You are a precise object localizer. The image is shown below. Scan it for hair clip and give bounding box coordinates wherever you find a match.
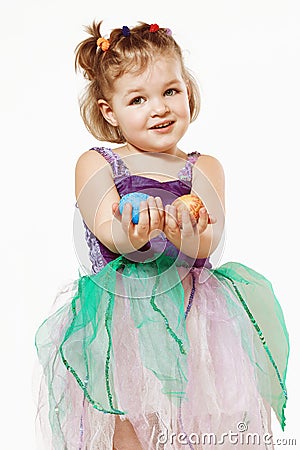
[96,37,110,51]
[165,28,172,36]
[149,24,159,33]
[122,26,130,37]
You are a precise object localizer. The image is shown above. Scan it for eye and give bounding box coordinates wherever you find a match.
[164,88,178,96]
[130,97,145,105]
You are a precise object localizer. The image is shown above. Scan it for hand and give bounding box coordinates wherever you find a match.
[112,196,165,250]
[164,205,216,258]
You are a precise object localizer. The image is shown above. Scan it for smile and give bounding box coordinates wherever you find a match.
[150,121,174,129]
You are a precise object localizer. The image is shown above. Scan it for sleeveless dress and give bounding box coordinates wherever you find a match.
[35,147,289,450]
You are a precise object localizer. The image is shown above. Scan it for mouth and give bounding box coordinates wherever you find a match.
[150,120,174,130]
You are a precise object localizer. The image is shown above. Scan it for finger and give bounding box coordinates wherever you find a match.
[208,214,217,224]
[181,208,194,234]
[155,196,165,228]
[154,196,164,218]
[147,196,161,230]
[136,200,149,234]
[199,205,216,224]
[165,205,178,230]
[197,207,209,233]
[112,202,122,222]
[121,202,134,231]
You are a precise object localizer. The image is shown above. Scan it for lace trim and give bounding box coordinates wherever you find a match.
[178,151,201,182]
[84,223,106,273]
[90,147,131,178]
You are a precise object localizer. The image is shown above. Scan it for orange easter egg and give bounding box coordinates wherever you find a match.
[171,194,204,227]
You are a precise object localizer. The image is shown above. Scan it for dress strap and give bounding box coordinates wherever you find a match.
[89,147,131,178]
[177,151,201,183]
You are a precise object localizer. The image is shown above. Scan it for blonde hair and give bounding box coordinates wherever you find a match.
[75,21,201,143]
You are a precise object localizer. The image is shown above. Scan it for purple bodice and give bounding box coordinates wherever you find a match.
[76,147,211,273]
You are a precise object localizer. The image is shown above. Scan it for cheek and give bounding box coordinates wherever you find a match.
[117,112,142,138]
[178,102,191,122]
[174,95,190,115]
[122,110,144,129]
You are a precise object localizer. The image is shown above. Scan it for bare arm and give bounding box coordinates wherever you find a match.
[75,150,164,254]
[75,150,136,254]
[191,154,225,258]
[164,154,225,259]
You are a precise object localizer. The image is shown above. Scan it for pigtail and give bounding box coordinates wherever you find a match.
[75,21,103,80]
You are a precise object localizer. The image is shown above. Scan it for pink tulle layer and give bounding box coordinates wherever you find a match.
[36,266,273,449]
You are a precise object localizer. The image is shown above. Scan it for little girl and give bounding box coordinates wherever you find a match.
[35,21,289,449]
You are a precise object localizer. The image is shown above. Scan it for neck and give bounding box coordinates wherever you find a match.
[124,143,186,160]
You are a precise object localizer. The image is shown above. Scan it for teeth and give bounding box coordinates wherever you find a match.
[153,121,172,129]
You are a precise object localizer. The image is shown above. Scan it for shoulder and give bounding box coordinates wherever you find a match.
[192,154,225,205]
[194,153,225,181]
[75,148,113,172]
[75,148,115,199]
[75,148,115,181]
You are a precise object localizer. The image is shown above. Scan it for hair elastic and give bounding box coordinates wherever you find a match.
[97,37,110,51]
[149,24,159,32]
[122,26,130,37]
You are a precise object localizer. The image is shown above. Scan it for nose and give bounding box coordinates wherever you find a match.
[150,98,170,117]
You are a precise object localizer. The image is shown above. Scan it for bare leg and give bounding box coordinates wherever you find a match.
[113,416,143,450]
[263,399,275,450]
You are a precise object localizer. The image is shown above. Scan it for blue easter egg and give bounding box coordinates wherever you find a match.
[119,192,150,224]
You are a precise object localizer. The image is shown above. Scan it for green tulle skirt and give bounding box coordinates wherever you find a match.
[35,254,289,449]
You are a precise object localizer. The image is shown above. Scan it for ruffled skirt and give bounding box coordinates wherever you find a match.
[35,254,289,449]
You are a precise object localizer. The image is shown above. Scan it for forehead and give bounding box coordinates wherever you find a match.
[113,56,185,92]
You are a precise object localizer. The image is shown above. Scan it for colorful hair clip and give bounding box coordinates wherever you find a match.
[96,37,110,51]
[122,26,130,37]
[149,24,159,33]
[165,28,172,36]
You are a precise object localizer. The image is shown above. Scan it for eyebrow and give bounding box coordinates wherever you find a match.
[124,88,144,97]
[124,79,182,97]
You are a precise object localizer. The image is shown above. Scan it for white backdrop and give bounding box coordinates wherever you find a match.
[0,0,299,448]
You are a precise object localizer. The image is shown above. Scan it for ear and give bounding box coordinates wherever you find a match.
[97,99,119,127]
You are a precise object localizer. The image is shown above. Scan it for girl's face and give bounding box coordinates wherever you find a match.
[99,56,191,155]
